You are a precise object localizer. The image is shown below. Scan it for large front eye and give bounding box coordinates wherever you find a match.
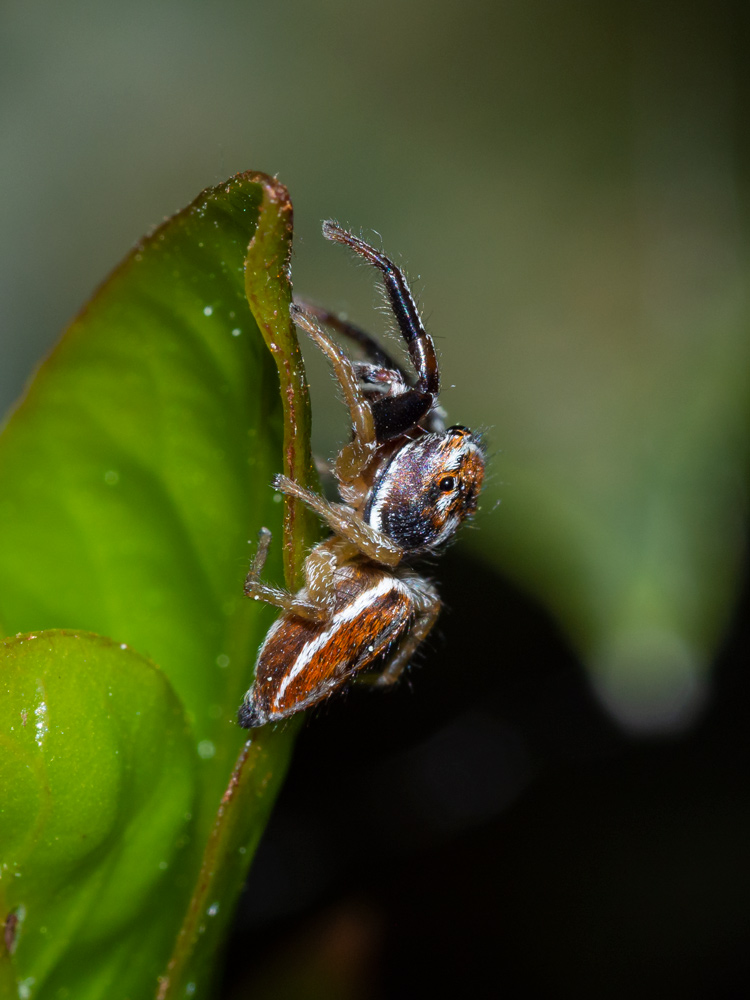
[438,476,456,492]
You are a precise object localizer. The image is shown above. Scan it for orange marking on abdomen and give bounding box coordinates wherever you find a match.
[253,576,414,719]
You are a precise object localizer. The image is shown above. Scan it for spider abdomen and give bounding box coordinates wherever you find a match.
[239,567,416,728]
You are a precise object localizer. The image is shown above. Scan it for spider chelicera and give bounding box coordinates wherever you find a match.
[238,221,485,728]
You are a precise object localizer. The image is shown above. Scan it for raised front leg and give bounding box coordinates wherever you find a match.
[290,303,378,486]
[295,296,448,436]
[322,222,440,441]
[294,297,408,374]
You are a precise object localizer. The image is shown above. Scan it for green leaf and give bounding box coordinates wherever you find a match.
[0,631,197,999]
[0,173,281,788]
[0,172,313,996]
[156,177,320,1000]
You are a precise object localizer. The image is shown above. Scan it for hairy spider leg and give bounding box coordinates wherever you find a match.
[243,527,328,622]
[374,595,442,687]
[294,297,447,435]
[291,304,377,484]
[322,222,440,441]
[273,474,403,568]
[293,298,406,374]
[321,222,439,395]
[353,575,442,690]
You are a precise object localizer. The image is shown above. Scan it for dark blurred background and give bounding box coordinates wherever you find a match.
[2,1,749,996]
[225,553,749,999]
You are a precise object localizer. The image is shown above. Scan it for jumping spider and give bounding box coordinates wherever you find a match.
[238,222,485,728]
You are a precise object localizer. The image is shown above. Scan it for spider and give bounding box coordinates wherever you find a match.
[238,221,485,728]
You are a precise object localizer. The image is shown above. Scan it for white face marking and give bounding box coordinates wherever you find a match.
[443,438,482,474]
[435,492,454,518]
[430,514,460,549]
[368,434,441,532]
[367,449,411,532]
[368,434,482,540]
[272,575,410,707]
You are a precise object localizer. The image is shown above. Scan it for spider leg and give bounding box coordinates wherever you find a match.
[367,591,442,688]
[295,298,418,411]
[273,474,403,567]
[298,299,448,435]
[294,298,407,375]
[291,304,378,485]
[322,222,440,440]
[244,528,327,622]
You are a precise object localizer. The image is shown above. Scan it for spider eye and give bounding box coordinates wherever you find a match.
[438,476,456,492]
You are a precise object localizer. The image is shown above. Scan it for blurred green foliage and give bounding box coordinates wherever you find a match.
[0,632,197,998]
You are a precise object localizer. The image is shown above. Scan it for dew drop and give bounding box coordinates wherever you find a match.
[34,701,48,748]
[18,978,35,1000]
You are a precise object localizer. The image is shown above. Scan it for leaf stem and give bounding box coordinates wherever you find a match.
[156,172,314,999]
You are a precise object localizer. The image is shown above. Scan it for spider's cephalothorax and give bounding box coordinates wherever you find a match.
[238,222,485,729]
[363,425,485,552]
